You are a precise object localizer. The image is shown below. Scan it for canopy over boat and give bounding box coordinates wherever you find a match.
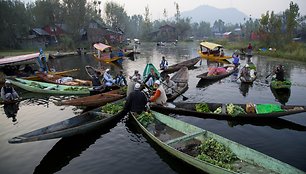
[0,53,39,67]
[200,41,223,50]
[93,43,112,51]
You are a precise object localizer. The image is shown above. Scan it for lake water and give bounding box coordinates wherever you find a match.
[1,42,306,174]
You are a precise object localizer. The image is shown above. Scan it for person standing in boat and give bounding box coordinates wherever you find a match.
[149,80,167,105]
[273,65,285,81]
[159,56,168,70]
[123,83,148,114]
[144,68,160,88]
[232,53,240,67]
[36,48,49,73]
[1,80,19,102]
[103,69,116,87]
[163,75,177,98]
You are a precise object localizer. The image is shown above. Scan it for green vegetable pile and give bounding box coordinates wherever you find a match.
[226,103,246,116]
[29,82,44,89]
[195,103,211,113]
[213,107,222,114]
[63,87,88,91]
[196,138,237,170]
[101,101,125,114]
[137,111,155,127]
[119,86,127,94]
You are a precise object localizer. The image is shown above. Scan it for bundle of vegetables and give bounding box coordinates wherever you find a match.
[119,86,127,94]
[137,111,155,127]
[63,87,88,91]
[29,82,44,89]
[226,103,246,116]
[101,101,125,114]
[196,138,237,170]
[213,107,222,114]
[195,103,211,113]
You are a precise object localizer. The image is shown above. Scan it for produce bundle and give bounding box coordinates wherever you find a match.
[101,101,125,114]
[137,111,155,127]
[63,87,88,91]
[29,82,44,89]
[226,103,246,116]
[196,138,237,170]
[195,103,211,113]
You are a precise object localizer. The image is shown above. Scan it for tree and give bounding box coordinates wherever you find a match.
[174,2,180,23]
[104,2,128,31]
[141,5,153,41]
[283,1,300,41]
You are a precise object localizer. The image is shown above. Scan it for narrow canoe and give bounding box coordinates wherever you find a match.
[9,100,125,144]
[36,72,92,86]
[270,87,291,105]
[131,111,305,174]
[24,69,80,81]
[0,53,39,67]
[93,53,123,63]
[196,66,238,81]
[198,50,232,61]
[131,111,304,174]
[270,79,291,89]
[143,63,160,81]
[161,57,200,75]
[150,102,306,120]
[165,67,189,102]
[7,78,91,95]
[56,88,126,107]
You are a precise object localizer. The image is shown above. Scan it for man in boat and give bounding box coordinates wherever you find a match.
[149,80,167,105]
[220,49,225,57]
[273,64,285,81]
[1,80,19,102]
[91,71,103,90]
[163,75,177,98]
[247,43,253,55]
[240,64,251,81]
[115,70,127,86]
[127,76,138,96]
[103,69,116,87]
[159,56,168,70]
[129,70,142,81]
[144,68,160,88]
[123,83,148,114]
[232,53,240,67]
[36,48,49,73]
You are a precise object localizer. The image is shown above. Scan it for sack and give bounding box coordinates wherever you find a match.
[246,103,256,113]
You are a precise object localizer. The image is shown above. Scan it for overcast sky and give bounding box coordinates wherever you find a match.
[23,0,306,20]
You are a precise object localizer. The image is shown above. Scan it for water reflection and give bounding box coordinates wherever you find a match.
[239,83,253,97]
[33,117,122,174]
[270,87,291,105]
[3,102,19,123]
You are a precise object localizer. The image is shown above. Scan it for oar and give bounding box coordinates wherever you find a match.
[162,82,188,101]
[265,72,273,83]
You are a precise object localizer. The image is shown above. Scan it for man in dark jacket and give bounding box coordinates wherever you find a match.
[123,83,148,114]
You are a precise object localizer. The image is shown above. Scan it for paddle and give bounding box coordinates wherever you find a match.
[162,82,188,101]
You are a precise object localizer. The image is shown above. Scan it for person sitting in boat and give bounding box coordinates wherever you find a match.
[129,70,142,81]
[36,48,49,73]
[159,56,168,70]
[240,64,251,81]
[149,80,167,105]
[123,83,149,114]
[115,70,127,86]
[1,80,19,102]
[232,53,240,67]
[144,67,160,88]
[220,49,225,57]
[273,64,285,81]
[91,71,103,90]
[163,74,177,97]
[103,69,116,87]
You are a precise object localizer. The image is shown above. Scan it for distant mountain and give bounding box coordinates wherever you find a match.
[180,5,248,24]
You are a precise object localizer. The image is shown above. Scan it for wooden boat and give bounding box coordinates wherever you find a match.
[196,66,238,81]
[7,78,91,95]
[150,102,306,120]
[0,53,39,67]
[56,88,126,107]
[8,100,125,144]
[130,111,304,174]
[165,67,189,102]
[92,43,123,63]
[270,79,291,89]
[160,57,200,75]
[36,72,92,86]
[270,87,291,105]
[198,41,231,61]
[143,63,160,81]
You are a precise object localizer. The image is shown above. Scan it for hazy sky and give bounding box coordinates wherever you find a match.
[23,0,306,20]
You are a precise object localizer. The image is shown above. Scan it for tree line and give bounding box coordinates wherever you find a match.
[0,0,305,50]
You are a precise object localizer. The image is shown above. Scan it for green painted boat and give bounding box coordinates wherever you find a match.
[131,111,304,174]
[270,79,291,89]
[7,78,91,95]
[9,100,125,144]
[143,63,160,81]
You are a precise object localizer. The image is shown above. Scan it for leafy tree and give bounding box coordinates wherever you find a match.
[283,1,300,41]
[104,1,128,31]
[174,2,180,23]
[213,19,225,33]
[141,5,153,41]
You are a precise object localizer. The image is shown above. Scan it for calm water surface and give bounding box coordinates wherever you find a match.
[1,42,306,174]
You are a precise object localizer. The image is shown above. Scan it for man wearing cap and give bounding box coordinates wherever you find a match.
[150,80,167,105]
[1,80,19,102]
[123,83,148,114]
[103,68,115,87]
[240,64,251,81]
